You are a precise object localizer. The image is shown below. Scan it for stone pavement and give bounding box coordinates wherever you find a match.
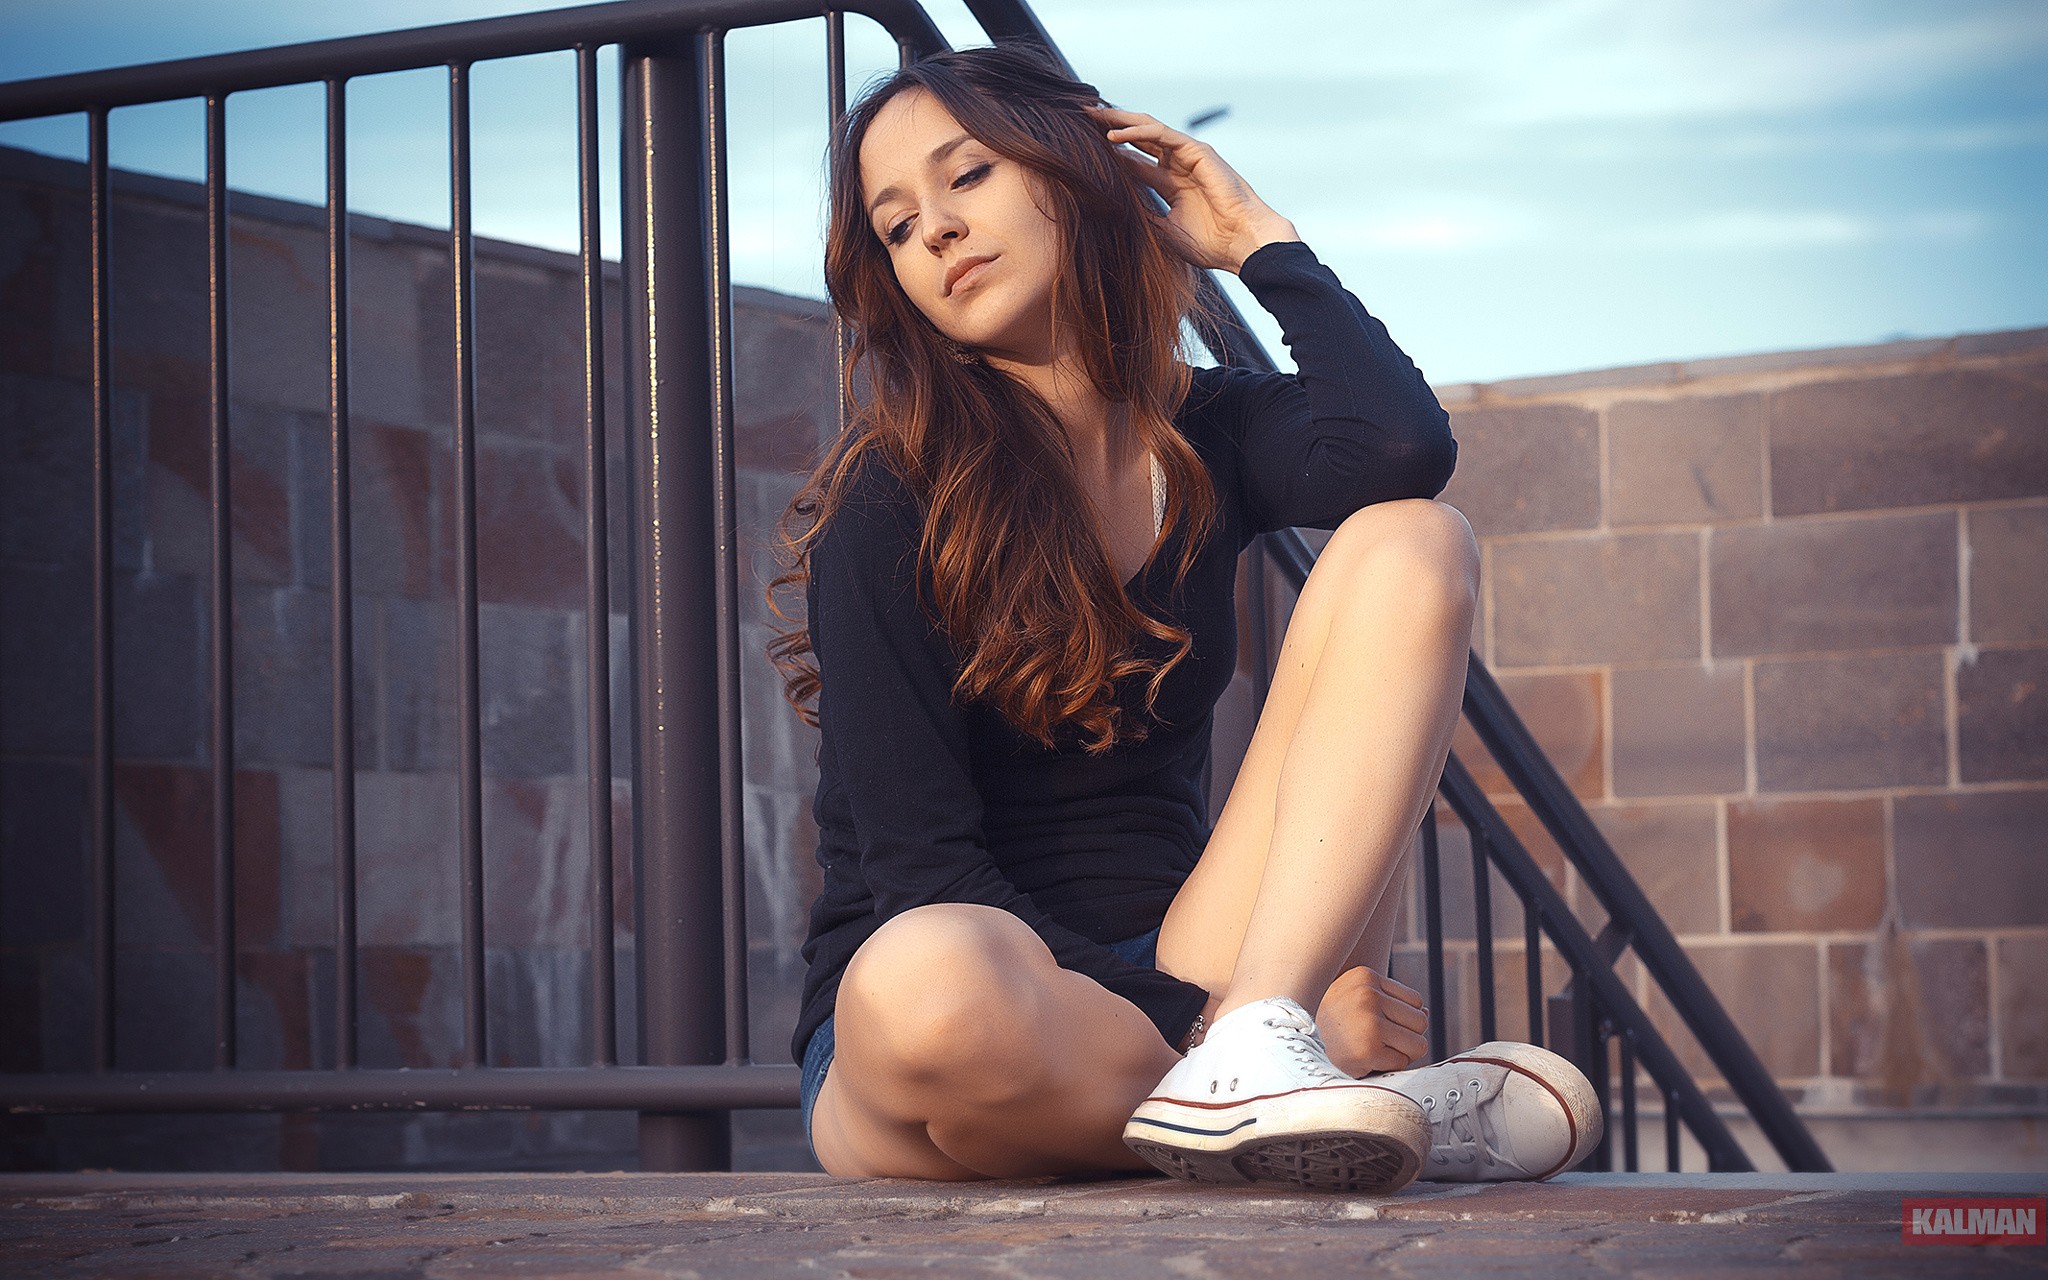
[3,1169,2044,1277]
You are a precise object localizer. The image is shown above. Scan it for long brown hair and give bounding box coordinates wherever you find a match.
[765,40,1226,756]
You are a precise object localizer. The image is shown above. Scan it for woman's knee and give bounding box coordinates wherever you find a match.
[838,904,1047,1087]
[1323,498,1480,607]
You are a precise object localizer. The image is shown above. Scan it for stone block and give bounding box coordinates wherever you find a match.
[1969,504,2048,644]
[108,196,208,373]
[1726,797,1885,934]
[1957,647,2048,782]
[358,944,464,1069]
[744,784,822,960]
[734,293,838,474]
[1435,403,1599,537]
[0,760,87,947]
[1451,669,1604,801]
[1894,789,2048,928]
[116,569,206,762]
[345,238,433,433]
[474,259,565,444]
[0,561,88,755]
[293,416,441,599]
[1770,366,2048,515]
[1996,935,2048,1079]
[1711,512,1956,657]
[227,215,329,416]
[0,183,67,378]
[474,442,589,612]
[112,762,282,948]
[0,370,146,572]
[1422,804,1563,946]
[232,585,380,769]
[484,947,590,1068]
[355,770,461,945]
[1492,532,1700,666]
[1828,936,1990,1089]
[478,603,576,778]
[1586,801,1720,938]
[1611,661,1745,797]
[144,400,307,591]
[235,947,314,1071]
[484,778,590,949]
[113,946,214,1072]
[273,765,334,950]
[1608,393,1764,527]
[1646,941,1820,1081]
[412,250,455,433]
[1753,652,1945,791]
[0,952,38,1072]
[381,594,456,772]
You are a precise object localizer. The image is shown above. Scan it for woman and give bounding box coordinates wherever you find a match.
[766,41,1598,1192]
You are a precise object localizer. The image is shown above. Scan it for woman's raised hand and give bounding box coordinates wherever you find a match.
[1314,965,1432,1077]
[1089,105,1299,274]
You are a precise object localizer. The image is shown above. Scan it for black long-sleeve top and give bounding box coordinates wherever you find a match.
[791,239,1458,1064]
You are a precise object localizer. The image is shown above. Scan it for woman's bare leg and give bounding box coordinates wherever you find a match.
[1156,498,1478,1019]
[811,499,1477,1180]
[810,903,1177,1179]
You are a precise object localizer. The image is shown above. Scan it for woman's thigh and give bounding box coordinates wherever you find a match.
[1154,499,1472,994]
[809,903,1172,1179]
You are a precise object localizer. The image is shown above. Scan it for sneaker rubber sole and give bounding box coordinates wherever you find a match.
[1123,1084,1429,1194]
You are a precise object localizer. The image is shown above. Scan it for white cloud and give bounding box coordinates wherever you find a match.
[1632,207,1990,249]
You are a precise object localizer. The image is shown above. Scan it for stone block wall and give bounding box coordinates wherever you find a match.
[4,140,2043,1174]
[1352,331,2047,1171]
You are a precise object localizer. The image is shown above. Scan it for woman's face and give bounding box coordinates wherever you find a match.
[858,87,1066,364]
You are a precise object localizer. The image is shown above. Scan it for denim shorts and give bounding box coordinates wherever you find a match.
[800,921,1163,1165]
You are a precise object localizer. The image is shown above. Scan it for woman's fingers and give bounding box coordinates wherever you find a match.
[1379,991,1430,1037]
[1371,970,1427,1011]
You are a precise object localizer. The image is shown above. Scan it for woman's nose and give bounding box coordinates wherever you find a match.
[921,203,965,250]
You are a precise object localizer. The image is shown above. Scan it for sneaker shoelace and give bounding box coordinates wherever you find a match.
[1261,1014,1346,1085]
[1418,1074,1527,1175]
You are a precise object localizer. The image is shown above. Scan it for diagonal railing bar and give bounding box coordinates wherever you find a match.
[1433,751,1753,1171]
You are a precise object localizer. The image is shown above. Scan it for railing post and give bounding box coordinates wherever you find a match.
[620,32,731,1173]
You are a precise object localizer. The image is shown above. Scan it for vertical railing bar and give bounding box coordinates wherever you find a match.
[205,90,239,1071]
[88,104,116,1074]
[702,26,749,1068]
[449,59,487,1069]
[1472,825,1494,1044]
[1419,807,1446,1064]
[824,12,849,441]
[1524,894,1542,1049]
[575,42,618,1069]
[325,74,360,1071]
[1665,1085,1681,1172]
[1593,1015,1614,1170]
[1620,1026,1639,1172]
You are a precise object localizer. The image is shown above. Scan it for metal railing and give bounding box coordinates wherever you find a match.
[0,0,1828,1174]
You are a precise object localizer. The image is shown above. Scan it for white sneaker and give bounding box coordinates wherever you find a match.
[1366,1041,1603,1182]
[1123,997,1430,1193]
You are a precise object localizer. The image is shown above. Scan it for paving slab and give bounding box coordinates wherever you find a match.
[2,1170,2043,1277]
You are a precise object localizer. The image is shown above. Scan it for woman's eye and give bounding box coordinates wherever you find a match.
[884,218,911,246]
[953,162,991,188]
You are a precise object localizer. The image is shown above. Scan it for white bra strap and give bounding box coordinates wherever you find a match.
[1150,452,1165,539]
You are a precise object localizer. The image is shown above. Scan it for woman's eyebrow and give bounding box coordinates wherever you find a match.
[867,132,973,217]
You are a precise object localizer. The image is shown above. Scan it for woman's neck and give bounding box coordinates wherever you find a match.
[986,346,1135,479]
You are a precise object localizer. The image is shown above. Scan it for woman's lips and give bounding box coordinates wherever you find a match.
[946,256,996,296]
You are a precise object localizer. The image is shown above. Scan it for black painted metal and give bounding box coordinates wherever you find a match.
[1457,656,1831,1171]
[205,91,239,1071]
[575,43,620,1070]
[1419,812,1447,1065]
[620,33,731,1173]
[0,1068,799,1113]
[325,75,361,1072]
[1,0,1829,1182]
[88,105,115,1074]
[449,60,489,1071]
[0,0,946,121]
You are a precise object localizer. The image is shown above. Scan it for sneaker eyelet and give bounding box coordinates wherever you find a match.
[1447,1088,1460,1103]
[1209,1081,1217,1094]
[1229,1077,1239,1090]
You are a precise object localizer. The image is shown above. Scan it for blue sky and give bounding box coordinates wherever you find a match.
[2,0,2044,385]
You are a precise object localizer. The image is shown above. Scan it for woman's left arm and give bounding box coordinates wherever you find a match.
[1093,107,1458,534]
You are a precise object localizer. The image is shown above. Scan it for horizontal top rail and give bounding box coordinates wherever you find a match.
[0,0,946,121]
